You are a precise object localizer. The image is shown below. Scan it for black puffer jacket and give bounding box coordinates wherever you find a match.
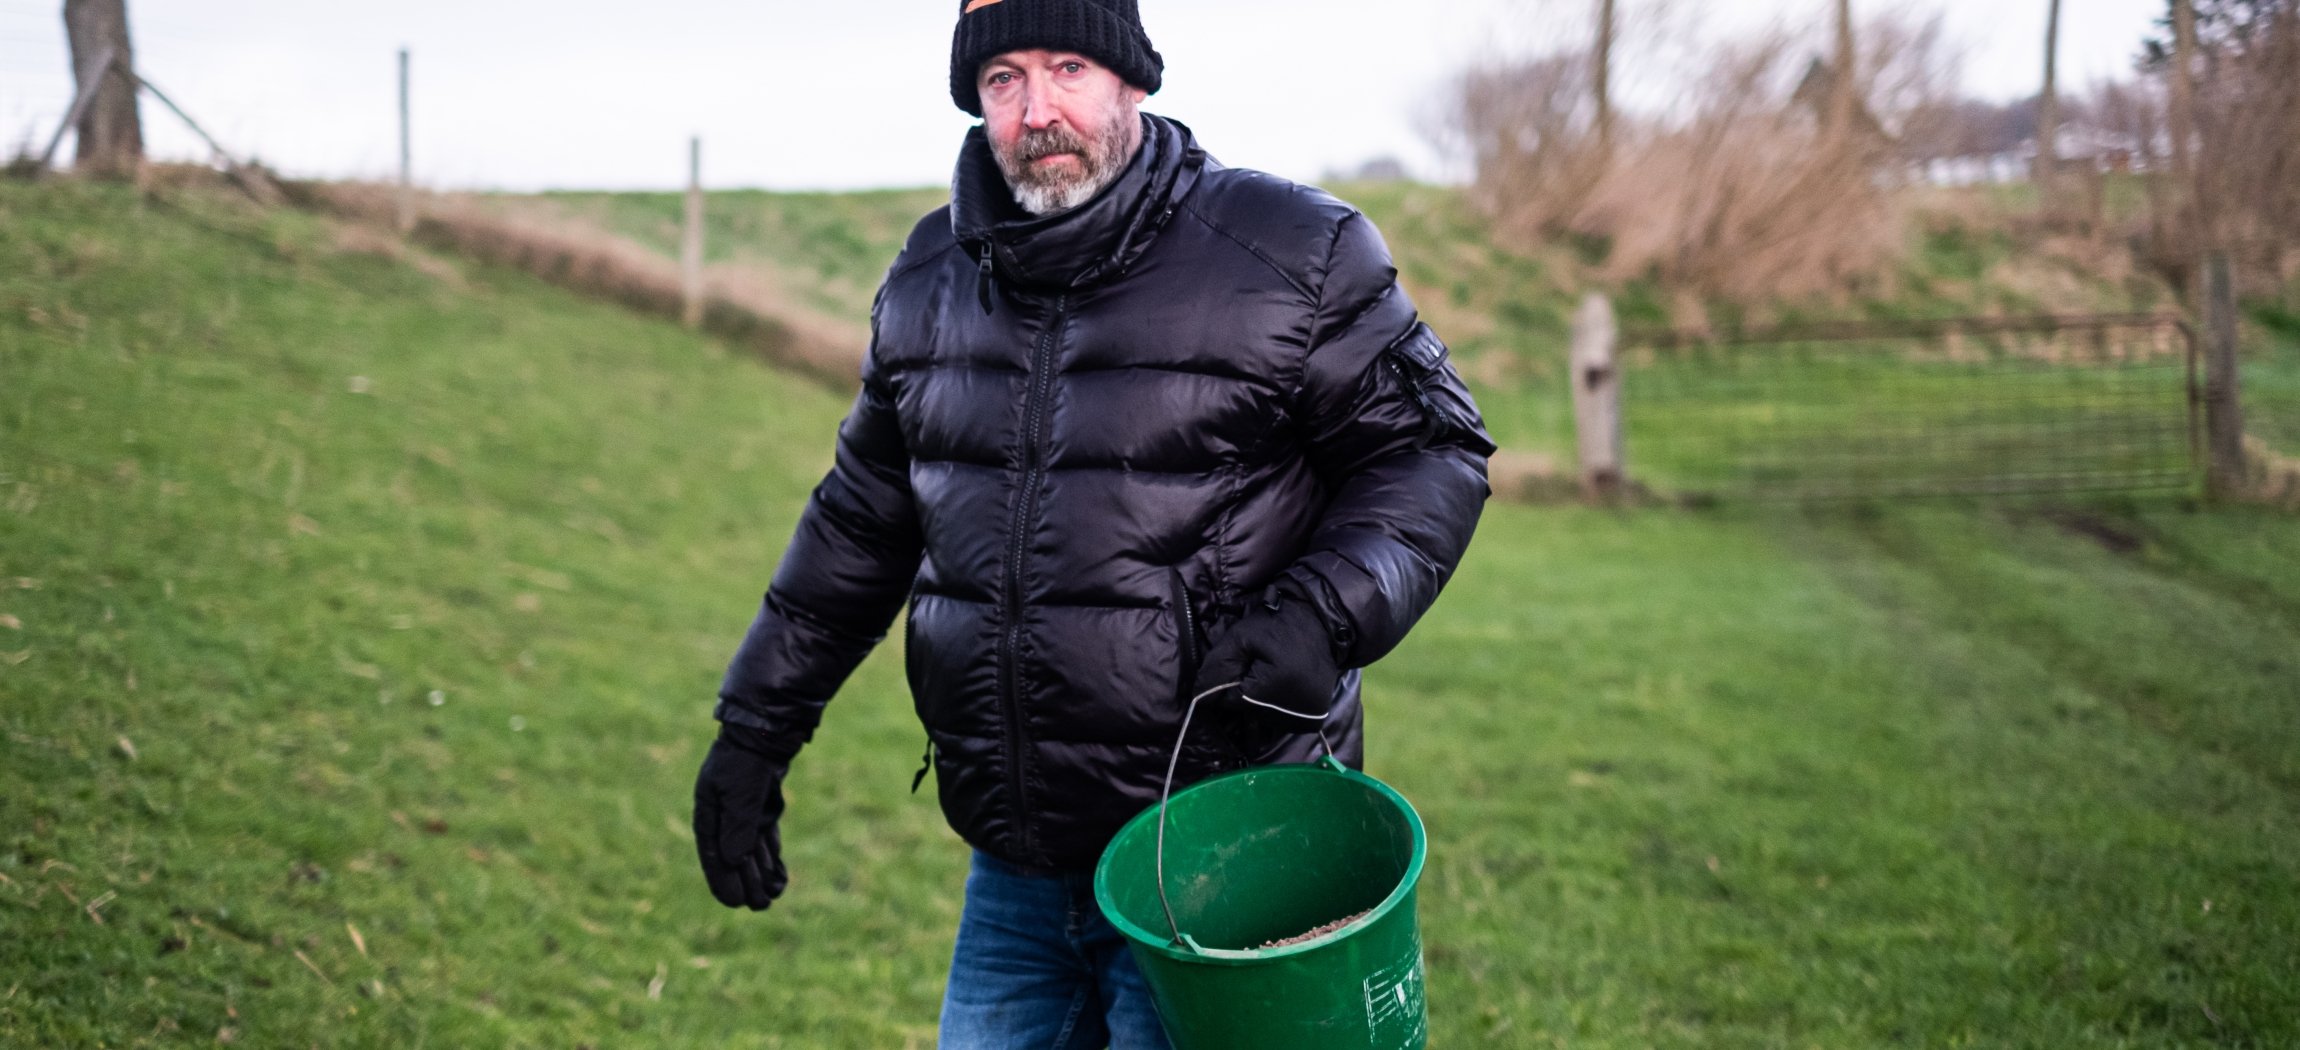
[717,115,1494,872]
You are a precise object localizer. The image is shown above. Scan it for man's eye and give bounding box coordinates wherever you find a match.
[1061,62,1083,73]
[987,72,1014,86]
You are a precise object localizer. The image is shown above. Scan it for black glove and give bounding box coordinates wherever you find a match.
[692,723,794,911]
[1193,580,1345,729]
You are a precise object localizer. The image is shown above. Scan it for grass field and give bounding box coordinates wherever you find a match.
[4,180,2299,1047]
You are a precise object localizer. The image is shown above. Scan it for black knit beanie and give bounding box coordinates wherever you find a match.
[950,0,1163,117]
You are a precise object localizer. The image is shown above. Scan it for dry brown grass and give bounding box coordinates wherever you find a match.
[285,180,864,384]
[1484,448,1571,502]
[2243,434,2300,509]
[1576,120,1906,305]
[326,223,469,289]
[1446,9,1958,308]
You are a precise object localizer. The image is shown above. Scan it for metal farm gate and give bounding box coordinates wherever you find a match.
[1616,314,2201,500]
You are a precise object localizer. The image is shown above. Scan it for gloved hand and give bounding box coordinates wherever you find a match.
[691,723,794,911]
[1192,579,1345,729]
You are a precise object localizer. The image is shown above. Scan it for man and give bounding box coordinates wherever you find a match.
[690,0,1494,1045]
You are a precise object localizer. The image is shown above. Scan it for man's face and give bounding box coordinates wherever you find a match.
[978,49,1147,216]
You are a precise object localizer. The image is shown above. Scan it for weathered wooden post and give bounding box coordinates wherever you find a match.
[2202,251,2247,498]
[682,136,704,329]
[397,47,414,234]
[1571,292,1624,500]
[62,0,141,179]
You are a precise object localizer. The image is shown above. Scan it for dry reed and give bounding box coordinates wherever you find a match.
[1446,9,1960,310]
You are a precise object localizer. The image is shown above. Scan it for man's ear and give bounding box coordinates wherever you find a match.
[1127,87,1148,104]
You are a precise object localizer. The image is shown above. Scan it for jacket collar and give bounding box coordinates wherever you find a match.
[950,113,1205,292]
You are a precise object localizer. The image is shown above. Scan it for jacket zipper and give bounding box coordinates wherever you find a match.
[906,607,933,794]
[999,292,1067,861]
[1173,569,1225,767]
[1384,351,1442,447]
[1171,569,1200,698]
[910,737,934,794]
[976,243,997,315]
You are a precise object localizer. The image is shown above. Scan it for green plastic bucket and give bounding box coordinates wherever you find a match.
[1092,753,1429,1050]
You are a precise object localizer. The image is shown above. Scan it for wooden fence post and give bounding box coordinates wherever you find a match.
[2202,251,2247,497]
[682,136,704,329]
[1571,292,1624,500]
[397,48,414,235]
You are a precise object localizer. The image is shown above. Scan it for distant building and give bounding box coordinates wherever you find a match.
[1900,91,2154,187]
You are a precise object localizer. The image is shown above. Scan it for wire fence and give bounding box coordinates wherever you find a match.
[1619,315,2203,501]
[2238,315,2300,504]
[0,11,72,155]
[0,12,289,172]
[2247,313,2300,442]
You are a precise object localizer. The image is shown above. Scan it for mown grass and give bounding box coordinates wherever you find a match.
[1401,500,2300,1045]
[4,181,2298,1047]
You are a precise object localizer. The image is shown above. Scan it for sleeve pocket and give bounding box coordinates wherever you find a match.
[1382,323,1498,457]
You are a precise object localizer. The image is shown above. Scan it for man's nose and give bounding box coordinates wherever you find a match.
[1020,79,1060,130]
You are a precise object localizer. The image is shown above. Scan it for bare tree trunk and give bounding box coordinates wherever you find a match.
[1594,0,1615,159]
[62,0,141,178]
[2285,13,2300,287]
[2168,0,2208,264]
[2169,0,2196,185]
[2038,0,2061,210]
[1830,0,1856,138]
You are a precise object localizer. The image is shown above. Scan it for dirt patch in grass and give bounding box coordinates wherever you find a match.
[2043,510,2145,554]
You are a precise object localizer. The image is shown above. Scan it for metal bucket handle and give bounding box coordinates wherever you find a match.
[1156,681,1338,951]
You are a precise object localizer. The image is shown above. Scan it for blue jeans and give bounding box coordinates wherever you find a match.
[938,851,1173,1050]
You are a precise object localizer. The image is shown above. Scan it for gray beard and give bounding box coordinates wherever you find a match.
[995,109,1140,216]
[1013,171,1107,216]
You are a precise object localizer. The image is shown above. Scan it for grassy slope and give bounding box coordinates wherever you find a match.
[495,178,2222,469]
[4,182,2298,1047]
[0,182,954,1047]
[508,188,945,334]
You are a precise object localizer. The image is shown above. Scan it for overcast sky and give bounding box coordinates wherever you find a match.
[0,0,2167,192]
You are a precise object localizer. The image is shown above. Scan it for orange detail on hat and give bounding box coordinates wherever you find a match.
[962,0,1005,11]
